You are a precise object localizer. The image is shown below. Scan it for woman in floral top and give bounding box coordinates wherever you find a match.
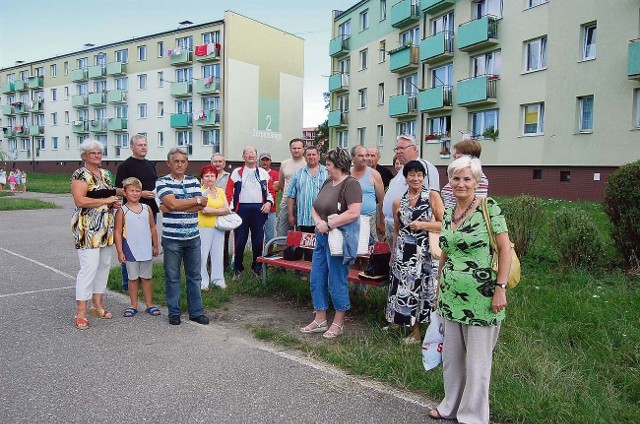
[429,156,511,424]
[70,139,121,330]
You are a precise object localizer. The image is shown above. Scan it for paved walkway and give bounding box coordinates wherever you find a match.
[0,193,439,423]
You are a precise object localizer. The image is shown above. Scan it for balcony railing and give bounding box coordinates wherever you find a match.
[170,113,193,128]
[15,125,27,136]
[107,118,127,131]
[195,109,221,127]
[329,34,350,57]
[15,80,28,91]
[28,76,44,89]
[389,45,420,73]
[195,44,221,62]
[2,82,15,94]
[389,94,418,117]
[106,62,127,76]
[89,119,108,132]
[169,50,193,66]
[2,127,15,137]
[88,65,106,79]
[29,125,44,136]
[421,0,457,15]
[2,105,14,116]
[195,77,220,95]
[72,120,89,134]
[29,100,43,112]
[107,90,127,103]
[391,0,421,28]
[170,81,193,97]
[72,95,89,108]
[628,38,640,80]
[328,73,350,92]
[15,103,28,114]
[419,85,453,112]
[328,110,348,127]
[71,68,89,82]
[458,16,499,52]
[88,92,107,106]
[456,75,498,106]
[420,30,454,63]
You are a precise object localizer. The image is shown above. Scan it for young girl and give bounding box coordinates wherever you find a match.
[7,171,17,193]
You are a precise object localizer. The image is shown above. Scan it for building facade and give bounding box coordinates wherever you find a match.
[0,11,304,173]
[328,0,640,200]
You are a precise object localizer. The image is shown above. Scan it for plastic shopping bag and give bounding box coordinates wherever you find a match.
[422,310,444,371]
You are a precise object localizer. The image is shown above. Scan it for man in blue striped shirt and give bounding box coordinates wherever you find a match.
[156,148,210,326]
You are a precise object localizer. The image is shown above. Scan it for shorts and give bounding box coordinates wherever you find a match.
[125,260,153,280]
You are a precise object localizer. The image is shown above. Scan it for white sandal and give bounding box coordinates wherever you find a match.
[300,319,328,333]
[322,322,344,339]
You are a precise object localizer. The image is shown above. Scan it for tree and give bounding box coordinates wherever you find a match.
[314,119,329,164]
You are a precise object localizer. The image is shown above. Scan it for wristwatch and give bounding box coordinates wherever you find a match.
[196,196,202,206]
[495,283,507,289]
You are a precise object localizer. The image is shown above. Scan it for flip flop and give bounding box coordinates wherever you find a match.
[145,306,161,316]
[123,307,138,317]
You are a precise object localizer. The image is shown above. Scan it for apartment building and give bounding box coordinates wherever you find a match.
[0,11,304,173]
[328,0,640,200]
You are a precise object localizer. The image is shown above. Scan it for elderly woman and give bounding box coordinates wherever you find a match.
[71,139,121,330]
[300,148,362,339]
[429,156,510,423]
[198,165,230,291]
[386,160,444,343]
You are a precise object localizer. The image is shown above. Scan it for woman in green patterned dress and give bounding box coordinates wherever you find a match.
[429,156,511,424]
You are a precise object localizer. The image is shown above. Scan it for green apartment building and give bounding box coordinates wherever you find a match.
[0,11,304,172]
[328,0,640,200]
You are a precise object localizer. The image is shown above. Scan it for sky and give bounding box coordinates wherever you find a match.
[0,0,357,127]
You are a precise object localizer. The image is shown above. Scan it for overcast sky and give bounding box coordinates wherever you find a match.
[0,0,357,127]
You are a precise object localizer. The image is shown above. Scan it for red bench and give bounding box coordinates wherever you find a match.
[257,231,385,287]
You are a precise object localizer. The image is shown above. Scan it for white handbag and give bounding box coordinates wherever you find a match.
[215,212,242,231]
[327,215,370,256]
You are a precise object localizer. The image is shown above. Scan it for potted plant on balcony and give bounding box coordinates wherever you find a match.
[482,126,499,141]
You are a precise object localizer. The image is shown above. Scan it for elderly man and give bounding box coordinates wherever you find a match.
[276,138,306,238]
[382,134,440,241]
[211,153,231,269]
[115,134,158,292]
[156,148,209,326]
[226,146,274,278]
[366,146,394,190]
[351,145,385,242]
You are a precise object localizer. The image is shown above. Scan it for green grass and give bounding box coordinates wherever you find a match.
[0,196,57,210]
[24,173,70,194]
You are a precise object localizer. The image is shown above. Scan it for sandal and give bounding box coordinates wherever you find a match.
[300,319,328,334]
[428,409,450,421]
[123,307,138,317]
[322,322,344,339]
[90,308,113,319]
[74,315,89,330]
[145,306,161,316]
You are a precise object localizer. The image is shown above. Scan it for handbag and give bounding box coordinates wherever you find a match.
[481,198,521,289]
[359,241,391,280]
[422,310,444,371]
[215,211,242,231]
[328,215,370,256]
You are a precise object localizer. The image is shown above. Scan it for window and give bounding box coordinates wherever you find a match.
[378,83,385,105]
[138,45,147,61]
[158,71,164,87]
[399,73,418,95]
[338,58,350,74]
[378,40,386,63]
[380,1,387,20]
[533,169,542,179]
[77,57,88,69]
[115,105,128,118]
[176,99,193,115]
[94,80,106,93]
[522,103,544,135]
[360,10,369,31]
[77,83,88,96]
[115,134,129,149]
[582,23,597,60]
[430,11,454,36]
[158,41,164,57]
[431,63,453,88]
[472,50,501,77]
[525,37,547,72]
[359,49,368,70]
[52,137,59,150]
[357,127,366,145]
[337,130,349,148]
[203,31,221,44]
[578,95,594,132]
[158,131,164,147]
[527,0,548,8]
[64,111,70,124]
[400,26,420,46]
[473,0,503,19]
[337,94,349,112]
[37,138,45,150]
[377,124,384,146]
[64,86,69,99]
[50,64,57,77]
[339,21,351,39]
[64,61,69,76]
[203,96,220,113]
[34,66,44,77]
[138,103,147,119]
[471,108,499,138]
[65,136,70,150]
[158,101,164,117]
[203,129,221,151]
[176,68,193,82]
[202,63,220,78]
[95,107,106,122]
[397,120,416,137]
[138,74,147,90]
[51,112,58,126]
[21,139,30,152]
[635,89,640,129]
[115,77,128,91]
[177,131,193,155]
[115,49,128,63]
[176,36,194,51]
[358,88,367,108]
[428,116,451,139]
[51,88,57,101]
[560,171,571,182]
[96,53,107,66]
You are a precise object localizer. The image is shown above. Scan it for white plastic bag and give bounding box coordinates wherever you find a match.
[422,310,444,371]
[327,215,370,256]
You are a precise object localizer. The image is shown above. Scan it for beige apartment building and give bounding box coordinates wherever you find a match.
[0,11,304,173]
[328,0,640,200]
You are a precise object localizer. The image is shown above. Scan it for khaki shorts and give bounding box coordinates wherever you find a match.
[125,260,153,280]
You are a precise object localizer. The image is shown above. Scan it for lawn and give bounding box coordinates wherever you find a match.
[0,194,57,211]
[24,173,71,194]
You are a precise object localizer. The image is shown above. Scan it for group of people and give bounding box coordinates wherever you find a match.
[0,167,27,193]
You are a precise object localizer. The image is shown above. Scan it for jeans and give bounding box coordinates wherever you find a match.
[234,203,267,274]
[264,212,277,246]
[122,212,157,290]
[310,232,350,312]
[162,236,204,318]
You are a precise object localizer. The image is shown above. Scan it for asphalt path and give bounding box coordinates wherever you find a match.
[0,193,439,423]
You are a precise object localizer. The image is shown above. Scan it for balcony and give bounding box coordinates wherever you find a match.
[89,119,108,132]
[421,0,457,15]
[29,100,43,112]
[3,127,15,137]
[107,118,127,131]
[15,125,27,136]
[15,80,28,91]
[28,76,44,89]
[29,125,43,136]
[195,78,220,95]
[170,81,193,97]
[391,0,420,29]
[71,68,89,82]
[390,45,419,73]
[195,45,221,62]
[420,31,454,64]
[106,62,127,76]
[2,105,14,116]
[88,65,106,79]
[328,110,348,128]
[329,35,350,57]
[628,38,640,81]
[72,95,88,108]
[419,85,453,112]
[88,92,107,106]
[15,103,28,114]
[170,113,193,128]
[456,75,498,106]
[169,50,193,66]
[107,90,127,104]
[71,120,89,134]
[328,73,349,93]
[389,94,418,117]
[2,82,15,94]
[195,110,220,127]
[458,16,499,52]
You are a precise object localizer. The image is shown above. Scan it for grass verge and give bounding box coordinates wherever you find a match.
[24,173,71,194]
[0,196,58,211]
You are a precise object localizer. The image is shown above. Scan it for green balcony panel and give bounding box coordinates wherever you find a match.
[389,94,418,117]
[2,82,15,94]
[28,76,44,89]
[458,16,499,52]
[195,110,220,127]
[390,46,419,73]
[29,125,43,136]
[29,101,43,112]
[2,105,14,116]
[88,65,106,79]
[89,119,108,132]
[170,81,193,97]
[419,86,453,111]
[72,121,89,134]
[71,68,88,82]
[88,92,107,106]
[628,39,640,80]
[170,50,193,66]
[72,95,88,108]
[15,80,28,91]
[421,0,456,15]
[3,128,15,137]
[456,75,497,106]
[106,62,127,76]
[420,31,454,63]
[15,126,27,136]
[328,73,349,92]
[15,104,28,114]
[329,36,350,57]
[391,0,420,28]
[195,78,220,95]
[107,90,127,103]
[170,113,193,128]
[328,110,348,127]
[107,118,127,131]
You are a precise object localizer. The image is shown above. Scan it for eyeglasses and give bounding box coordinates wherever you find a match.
[393,144,416,153]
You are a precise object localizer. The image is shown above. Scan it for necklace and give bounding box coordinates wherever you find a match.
[452,196,476,224]
[408,191,420,201]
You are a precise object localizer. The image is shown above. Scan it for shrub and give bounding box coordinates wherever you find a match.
[499,195,544,258]
[604,160,640,270]
[548,208,604,270]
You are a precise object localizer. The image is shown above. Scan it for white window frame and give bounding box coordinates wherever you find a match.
[337,130,349,148]
[396,120,416,137]
[578,95,594,132]
[158,71,164,88]
[360,10,369,31]
[635,89,640,129]
[357,127,366,145]
[339,21,351,39]
[77,58,88,70]
[473,0,503,19]
[525,37,547,72]
[359,48,368,70]
[138,45,147,61]
[582,23,597,61]
[64,111,70,124]
[51,88,57,101]
[358,88,367,109]
[138,103,148,119]
[471,108,499,138]
[431,63,453,88]
[52,136,59,150]
[51,112,58,126]
[472,50,501,77]
[37,138,45,151]
[380,1,387,21]
[526,0,548,9]
[115,105,128,119]
[158,101,164,117]
[157,41,164,57]
[158,131,164,147]
[115,49,128,63]
[378,83,385,105]
[399,26,420,46]
[377,124,384,146]
[379,40,386,63]
[50,64,57,77]
[522,102,544,136]
[427,116,451,141]
[202,129,221,150]
[115,77,128,91]
[138,74,147,90]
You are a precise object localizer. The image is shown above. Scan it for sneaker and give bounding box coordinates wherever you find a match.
[189,315,210,325]
[214,280,227,290]
[169,315,181,325]
[232,271,242,281]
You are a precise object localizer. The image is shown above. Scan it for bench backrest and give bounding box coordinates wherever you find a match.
[285,231,316,250]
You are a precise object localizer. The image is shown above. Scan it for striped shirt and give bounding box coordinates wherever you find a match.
[286,165,328,226]
[441,175,489,209]
[156,174,202,240]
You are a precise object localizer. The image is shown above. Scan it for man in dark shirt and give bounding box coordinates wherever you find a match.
[115,134,158,291]
[367,147,393,190]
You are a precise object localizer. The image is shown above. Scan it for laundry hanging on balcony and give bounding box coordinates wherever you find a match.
[193,110,206,120]
[203,76,215,87]
[194,45,208,56]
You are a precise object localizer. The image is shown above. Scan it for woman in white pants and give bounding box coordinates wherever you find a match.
[71,139,121,330]
[198,165,231,290]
